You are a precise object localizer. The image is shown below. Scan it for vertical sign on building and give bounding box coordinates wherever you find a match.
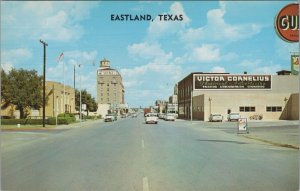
[291,54,299,75]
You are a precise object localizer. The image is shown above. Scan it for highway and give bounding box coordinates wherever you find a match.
[1,115,299,191]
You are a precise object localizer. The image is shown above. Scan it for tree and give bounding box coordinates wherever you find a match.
[1,69,43,119]
[75,89,98,116]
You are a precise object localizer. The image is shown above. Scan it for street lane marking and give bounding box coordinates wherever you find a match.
[142,139,145,149]
[143,176,149,191]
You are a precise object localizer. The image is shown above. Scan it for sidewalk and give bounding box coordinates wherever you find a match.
[241,124,299,149]
[184,119,299,150]
[54,119,104,129]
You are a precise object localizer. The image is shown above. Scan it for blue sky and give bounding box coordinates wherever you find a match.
[1,1,298,108]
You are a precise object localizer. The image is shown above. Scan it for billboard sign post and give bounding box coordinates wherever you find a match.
[237,118,249,134]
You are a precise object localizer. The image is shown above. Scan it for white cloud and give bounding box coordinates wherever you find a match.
[2,1,99,43]
[1,62,13,73]
[120,65,148,78]
[147,2,190,39]
[64,50,98,64]
[253,65,282,74]
[211,66,226,73]
[128,42,172,61]
[180,1,262,44]
[1,48,32,72]
[239,59,262,67]
[191,44,220,62]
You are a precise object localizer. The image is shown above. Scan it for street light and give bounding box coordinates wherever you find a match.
[284,97,288,119]
[208,97,212,116]
[39,39,48,127]
[190,90,193,121]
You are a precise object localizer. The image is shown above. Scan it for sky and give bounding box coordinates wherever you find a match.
[1,1,298,108]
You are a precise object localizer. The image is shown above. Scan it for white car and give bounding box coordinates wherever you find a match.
[209,114,223,122]
[165,113,175,121]
[227,113,240,121]
[104,114,116,122]
[145,113,158,124]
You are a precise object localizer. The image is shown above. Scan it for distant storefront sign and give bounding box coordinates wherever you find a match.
[275,3,299,43]
[291,54,299,75]
[194,74,272,90]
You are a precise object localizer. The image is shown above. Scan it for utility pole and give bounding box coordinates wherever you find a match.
[74,65,76,90]
[40,39,48,127]
[78,64,82,127]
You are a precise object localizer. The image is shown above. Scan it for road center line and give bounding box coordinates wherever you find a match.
[142,139,145,149]
[143,176,149,191]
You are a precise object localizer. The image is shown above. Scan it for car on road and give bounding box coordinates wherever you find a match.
[145,113,158,124]
[165,113,176,121]
[209,114,223,122]
[227,113,240,121]
[121,114,127,118]
[104,114,116,122]
[158,113,165,119]
[132,113,137,118]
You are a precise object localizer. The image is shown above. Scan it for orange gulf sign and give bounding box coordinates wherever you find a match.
[275,3,299,42]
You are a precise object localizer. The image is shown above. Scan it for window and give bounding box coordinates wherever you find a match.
[240,106,255,112]
[266,106,282,112]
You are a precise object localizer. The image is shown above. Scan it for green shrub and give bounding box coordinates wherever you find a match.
[47,116,75,125]
[1,119,43,125]
[47,117,56,125]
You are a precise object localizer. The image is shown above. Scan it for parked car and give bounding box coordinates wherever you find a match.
[104,114,116,122]
[158,113,165,119]
[165,113,176,121]
[145,113,158,124]
[209,114,223,122]
[227,113,240,121]
[132,113,137,118]
[121,114,127,118]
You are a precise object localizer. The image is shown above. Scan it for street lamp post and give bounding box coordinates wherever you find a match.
[190,90,193,121]
[284,97,288,119]
[209,97,212,117]
[40,39,48,127]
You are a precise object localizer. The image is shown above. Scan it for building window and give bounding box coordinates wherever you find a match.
[240,106,255,112]
[266,106,282,112]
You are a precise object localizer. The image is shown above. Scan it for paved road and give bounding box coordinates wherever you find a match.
[1,116,299,191]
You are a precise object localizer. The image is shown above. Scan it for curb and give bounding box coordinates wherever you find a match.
[242,135,299,150]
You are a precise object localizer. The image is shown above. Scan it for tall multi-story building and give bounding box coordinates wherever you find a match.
[96,59,125,115]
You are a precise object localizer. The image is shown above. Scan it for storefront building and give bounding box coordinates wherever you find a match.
[178,71,298,121]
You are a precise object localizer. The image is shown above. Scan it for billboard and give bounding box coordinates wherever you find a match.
[274,3,299,43]
[194,74,272,90]
[291,55,299,75]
